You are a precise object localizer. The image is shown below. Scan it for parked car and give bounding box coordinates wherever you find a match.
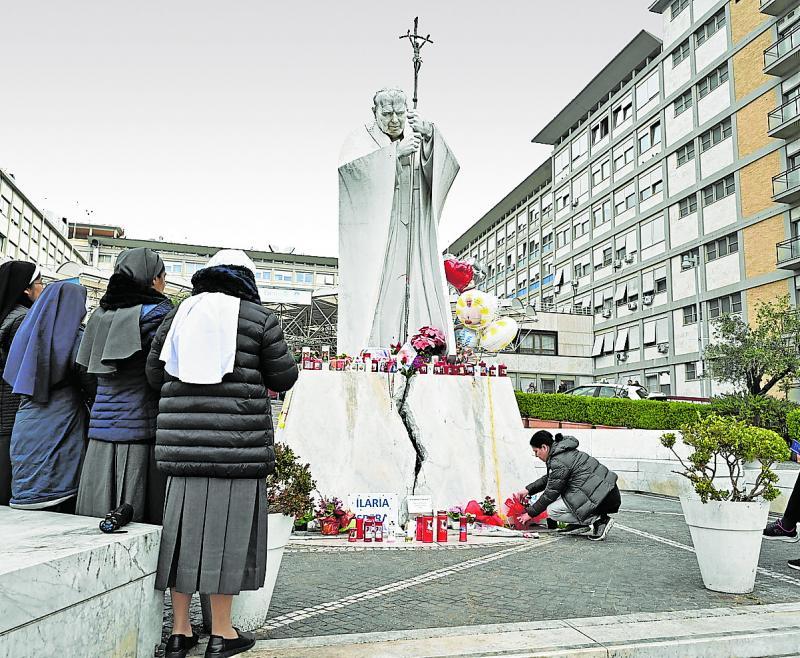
[562,383,667,401]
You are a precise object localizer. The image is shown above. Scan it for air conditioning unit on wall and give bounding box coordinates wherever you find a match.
[657,342,669,354]
[628,301,638,311]
[601,308,612,319]
[642,294,653,306]
[616,352,628,362]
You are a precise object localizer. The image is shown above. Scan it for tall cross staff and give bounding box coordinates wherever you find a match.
[399,17,433,111]
[398,17,433,343]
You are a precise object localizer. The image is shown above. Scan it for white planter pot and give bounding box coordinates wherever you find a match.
[230,513,294,631]
[680,497,769,594]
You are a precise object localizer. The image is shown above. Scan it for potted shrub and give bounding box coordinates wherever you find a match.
[661,414,789,594]
[230,442,316,631]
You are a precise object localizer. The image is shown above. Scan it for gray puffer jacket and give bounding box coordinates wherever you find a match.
[525,434,618,523]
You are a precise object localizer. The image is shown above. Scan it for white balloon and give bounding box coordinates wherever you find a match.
[480,317,519,352]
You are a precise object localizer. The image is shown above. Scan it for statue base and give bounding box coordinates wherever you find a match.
[278,371,529,516]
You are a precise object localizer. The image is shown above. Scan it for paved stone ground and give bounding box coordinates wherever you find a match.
[159,492,800,651]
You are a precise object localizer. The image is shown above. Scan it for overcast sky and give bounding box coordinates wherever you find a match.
[0,2,662,257]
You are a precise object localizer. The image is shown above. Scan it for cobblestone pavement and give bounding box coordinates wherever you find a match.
[160,492,800,649]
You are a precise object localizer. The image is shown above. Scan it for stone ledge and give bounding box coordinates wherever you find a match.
[0,508,162,658]
[231,603,800,657]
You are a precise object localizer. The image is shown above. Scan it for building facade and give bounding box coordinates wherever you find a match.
[68,229,339,351]
[0,169,86,269]
[450,0,799,397]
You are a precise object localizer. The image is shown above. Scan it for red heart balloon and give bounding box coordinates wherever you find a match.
[444,258,474,293]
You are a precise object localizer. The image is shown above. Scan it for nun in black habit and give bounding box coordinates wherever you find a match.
[3,281,95,512]
[75,248,172,523]
[0,260,44,505]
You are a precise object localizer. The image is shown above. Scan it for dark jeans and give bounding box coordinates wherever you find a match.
[595,485,622,518]
[783,474,800,528]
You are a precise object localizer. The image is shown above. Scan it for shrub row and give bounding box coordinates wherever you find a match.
[787,408,800,443]
[707,394,798,440]
[514,392,706,430]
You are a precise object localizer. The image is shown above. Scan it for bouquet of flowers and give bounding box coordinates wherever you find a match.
[447,505,464,522]
[410,326,447,361]
[315,496,354,535]
[464,497,504,527]
[479,496,497,516]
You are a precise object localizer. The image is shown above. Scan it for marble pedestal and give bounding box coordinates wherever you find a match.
[280,371,530,512]
[0,507,162,658]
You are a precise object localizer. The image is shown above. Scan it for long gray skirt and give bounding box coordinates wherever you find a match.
[75,440,166,524]
[155,476,267,595]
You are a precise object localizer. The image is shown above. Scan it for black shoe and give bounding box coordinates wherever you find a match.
[557,523,590,535]
[789,558,800,572]
[588,515,614,541]
[546,518,558,530]
[763,519,799,542]
[204,629,255,657]
[166,632,199,658]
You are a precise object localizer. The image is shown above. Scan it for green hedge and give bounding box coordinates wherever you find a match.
[514,392,707,430]
[787,408,800,443]
[708,394,798,440]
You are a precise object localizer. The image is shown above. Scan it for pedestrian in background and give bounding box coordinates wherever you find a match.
[763,443,800,572]
[147,250,298,658]
[75,248,172,523]
[0,261,44,505]
[3,281,95,512]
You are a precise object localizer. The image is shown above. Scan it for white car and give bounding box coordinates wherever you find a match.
[562,383,667,401]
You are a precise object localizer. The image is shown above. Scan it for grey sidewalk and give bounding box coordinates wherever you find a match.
[176,493,800,656]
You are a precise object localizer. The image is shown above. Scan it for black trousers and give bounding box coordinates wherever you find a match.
[783,474,800,527]
[595,485,622,517]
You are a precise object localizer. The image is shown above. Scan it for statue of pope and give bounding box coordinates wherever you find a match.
[337,87,459,356]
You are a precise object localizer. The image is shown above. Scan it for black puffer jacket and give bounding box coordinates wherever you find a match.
[146,300,298,478]
[0,305,30,435]
[525,434,618,523]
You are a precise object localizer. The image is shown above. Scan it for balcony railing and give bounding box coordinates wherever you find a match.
[769,97,800,136]
[777,235,800,268]
[773,164,800,202]
[765,25,800,75]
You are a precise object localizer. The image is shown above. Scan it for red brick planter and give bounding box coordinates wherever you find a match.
[522,418,561,429]
[560,422,593,430]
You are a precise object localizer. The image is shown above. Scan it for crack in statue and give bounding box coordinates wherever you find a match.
[393,375,426,492]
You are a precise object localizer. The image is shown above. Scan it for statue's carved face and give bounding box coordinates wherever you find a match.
[373,93,407,140]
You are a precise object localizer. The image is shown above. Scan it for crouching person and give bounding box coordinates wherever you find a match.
[516,430,621,541]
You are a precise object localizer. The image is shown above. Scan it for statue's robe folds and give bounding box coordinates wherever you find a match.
[338,122,459,356]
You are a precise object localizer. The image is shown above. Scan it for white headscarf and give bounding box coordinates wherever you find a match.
[159,249,256,384]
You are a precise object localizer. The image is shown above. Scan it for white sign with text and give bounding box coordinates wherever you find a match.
[347,493,399,526]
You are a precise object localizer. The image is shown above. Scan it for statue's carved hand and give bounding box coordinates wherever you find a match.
[407,110,432,139]
[397,133,421,159]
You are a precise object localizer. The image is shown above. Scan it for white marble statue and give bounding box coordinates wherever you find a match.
[338,87,459,356]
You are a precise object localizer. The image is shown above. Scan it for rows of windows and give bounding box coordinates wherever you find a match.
[136,258,334,285]
[695,9,726,48]
[698,63,728,100]
[700,118,732,152]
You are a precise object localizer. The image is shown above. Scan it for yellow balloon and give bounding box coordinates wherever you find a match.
[455,290,498,329]
[480,317,519,352]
